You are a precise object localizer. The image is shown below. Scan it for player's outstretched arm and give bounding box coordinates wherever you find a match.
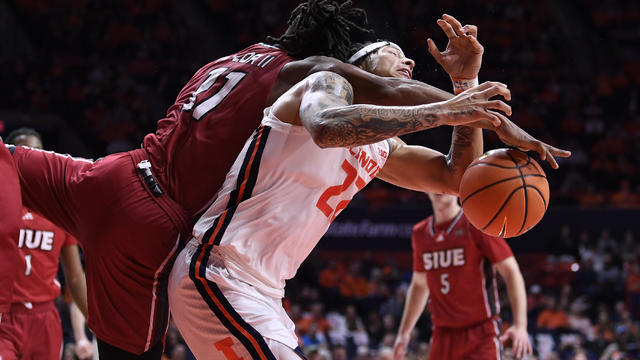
[394,272,429,360]
[298,72,511,148]
[465,117,572,169]
[277,56,454,107]
[495,257,533,359]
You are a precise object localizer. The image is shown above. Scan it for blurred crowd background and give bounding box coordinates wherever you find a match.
[1,0,639,359]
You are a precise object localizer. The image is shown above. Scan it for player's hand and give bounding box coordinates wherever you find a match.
[500,325,532,359]
[75,338,94,360]
[494,118,571,169]
[436,81,511,127]
[428,14,483,80]
[393,333,410,360]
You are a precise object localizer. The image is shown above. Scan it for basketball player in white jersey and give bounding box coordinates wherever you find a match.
[168,18,570,360]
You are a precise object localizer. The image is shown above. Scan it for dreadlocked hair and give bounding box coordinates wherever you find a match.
[266,0,374,62]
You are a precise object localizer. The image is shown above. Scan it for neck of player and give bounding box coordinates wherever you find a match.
[433,206,461,226]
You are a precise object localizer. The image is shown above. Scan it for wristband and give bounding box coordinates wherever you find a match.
[451,77,479,94]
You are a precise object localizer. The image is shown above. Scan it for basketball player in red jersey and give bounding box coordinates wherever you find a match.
[0,128,93,360]
[6,1,566,358]
[0,137,22,334]
[393,193,533,360]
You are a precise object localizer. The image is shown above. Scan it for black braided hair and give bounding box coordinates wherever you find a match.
[266,0,374,62]
[6,127,42,144]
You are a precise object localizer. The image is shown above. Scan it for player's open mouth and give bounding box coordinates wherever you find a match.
[398,69,412,78]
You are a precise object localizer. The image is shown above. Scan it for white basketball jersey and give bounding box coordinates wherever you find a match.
[192,109,390,298]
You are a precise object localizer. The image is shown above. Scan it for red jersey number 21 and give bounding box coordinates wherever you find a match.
[316,160,366,222]
[182,67,247,120]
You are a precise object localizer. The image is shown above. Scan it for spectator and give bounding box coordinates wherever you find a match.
[537,295,570,331]
[625,262,640,319]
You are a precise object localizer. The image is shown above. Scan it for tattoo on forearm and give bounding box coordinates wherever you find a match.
[304,71,477,148]
[314,106,442,147]
[447,126,477,173]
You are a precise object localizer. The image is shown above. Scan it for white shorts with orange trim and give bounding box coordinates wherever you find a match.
[168,239,303,360]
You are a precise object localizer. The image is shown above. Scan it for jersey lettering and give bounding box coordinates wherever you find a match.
[231,52,276,68]
[348,147,381,178]
[18,229,55,251]
[422,248,465,271]
[182,68,248,121]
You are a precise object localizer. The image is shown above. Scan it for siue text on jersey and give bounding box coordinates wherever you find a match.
[422,248,465,271]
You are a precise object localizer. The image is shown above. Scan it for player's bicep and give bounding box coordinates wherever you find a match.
[494,256,518,279]
[377,141,457,194]
[299,71,354,133]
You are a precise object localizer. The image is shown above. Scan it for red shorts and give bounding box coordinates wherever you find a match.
[430,318,503,360]
[0,301,62,360]
[11,147,191,354]
[0,141,22,313]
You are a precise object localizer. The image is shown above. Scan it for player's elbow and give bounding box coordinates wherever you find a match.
[307,114,355,149]
[308,120,338,148]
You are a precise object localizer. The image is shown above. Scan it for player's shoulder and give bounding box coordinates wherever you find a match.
[413,217,431,233]
[204,43,291,69]
[306,70,350,85]
[302,71,353,103]
[21,207,58,229]
[234,42,287,55]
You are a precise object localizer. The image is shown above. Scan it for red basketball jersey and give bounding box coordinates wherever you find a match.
[12,207,77,303]
[412,211,512,328]
[144,43,292,217]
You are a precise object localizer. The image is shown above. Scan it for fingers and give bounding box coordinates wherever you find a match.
[437,18,457,40]
[542,143,572,169]
[512,339,521,358]
[549,145,572,158]
[473,80,509,92]
[514,337,533,359]
[547,152,559,169]
[393,344,406,360]
[427,38,444,63]
[462,24,478,38]
[442,14,465,36]
[472,82,511,101]
[486,100,512,116]
[484,110,503,127]
[517,339,526,359]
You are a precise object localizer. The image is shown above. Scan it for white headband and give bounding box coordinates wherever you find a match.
[347,41,400,64]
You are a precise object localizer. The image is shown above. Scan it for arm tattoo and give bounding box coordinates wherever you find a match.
[315,106,437,147]
[308,72,354,105]
[303,71,468,148]
[312,104,446,147]
[446,125,478,174]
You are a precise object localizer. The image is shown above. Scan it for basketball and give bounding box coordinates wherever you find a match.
[459,148,549,238]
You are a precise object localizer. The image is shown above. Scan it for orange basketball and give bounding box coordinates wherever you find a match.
[459,148,549,238]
